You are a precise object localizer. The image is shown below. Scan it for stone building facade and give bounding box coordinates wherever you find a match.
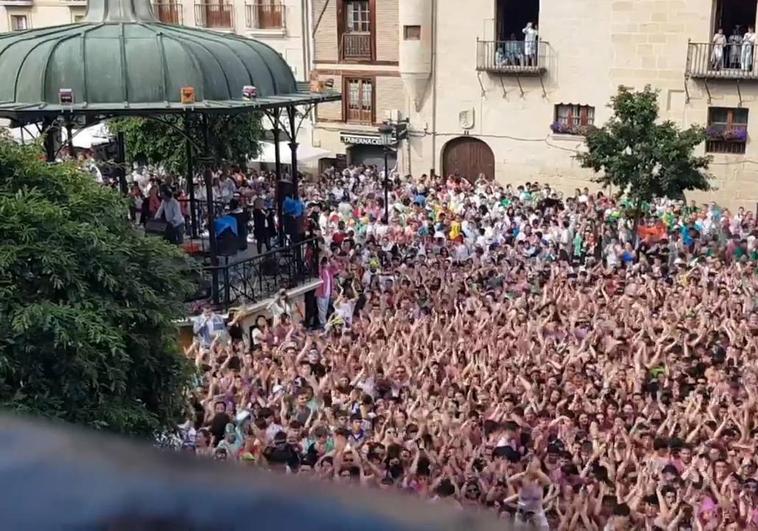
[313,0,758,209]
[311,0,404,170]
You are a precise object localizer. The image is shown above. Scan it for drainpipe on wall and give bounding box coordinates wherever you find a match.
[304,0,317,150]
[301,0,310,82]
[430,0,438,176]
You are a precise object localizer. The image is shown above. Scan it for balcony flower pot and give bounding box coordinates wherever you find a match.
[705,126,725,141]
[550,121,574,134]
[550,122,595,136]
[723,127,747,142]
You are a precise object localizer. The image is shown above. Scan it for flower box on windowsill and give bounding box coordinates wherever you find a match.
[705,125,747,142]
[549,122,596,137]
[705,125,747,154]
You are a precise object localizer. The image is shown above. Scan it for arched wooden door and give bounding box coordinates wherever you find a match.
[442,136,495,181]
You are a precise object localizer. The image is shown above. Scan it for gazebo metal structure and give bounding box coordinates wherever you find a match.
[0,0,340,307]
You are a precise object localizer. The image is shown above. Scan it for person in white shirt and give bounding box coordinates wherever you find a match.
[192,305,226,347]
[453,240,470,263]
[154,188,185,244]
[267,289,296,326]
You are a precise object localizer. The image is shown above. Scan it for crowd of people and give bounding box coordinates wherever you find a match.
[178,164,758,530]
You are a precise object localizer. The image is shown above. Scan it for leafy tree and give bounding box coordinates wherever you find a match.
[109,112,264,175]
[0,133,194,436]
[577,85,711,224]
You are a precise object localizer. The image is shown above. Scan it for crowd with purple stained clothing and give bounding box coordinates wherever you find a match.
[179,166,758,530]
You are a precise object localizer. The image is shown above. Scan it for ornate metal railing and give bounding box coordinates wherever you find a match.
[198,237,320,310]
[686,42,758,80]
[152,2,183,24]
[176,198,229,242]
[194,3,234,29]
[476,39,548,74]
[340,32,372,61]
[245,2,285,30]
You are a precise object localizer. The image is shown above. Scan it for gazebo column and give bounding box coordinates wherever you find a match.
[200,114,219,306]
[116,131,127,195]
[271,110,284,246]
[65,123,76,159]
[286,106,299,198]
[43,120,56,162]
[184,113,198,239]
[286,105,302,275]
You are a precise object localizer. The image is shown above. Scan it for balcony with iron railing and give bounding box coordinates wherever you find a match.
[152,2,182,24]
[245,2,285,32]
[340,32,372,62]
[194,3,234,29]
[686,41,758,80]
[476,39,548,75]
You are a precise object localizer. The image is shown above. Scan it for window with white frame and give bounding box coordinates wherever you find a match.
[552,104,595,135]
[345,77,373,124]
[11,15,29,31]
[345,0,370,33]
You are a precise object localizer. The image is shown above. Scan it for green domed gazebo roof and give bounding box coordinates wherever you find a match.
[0,0,338,122]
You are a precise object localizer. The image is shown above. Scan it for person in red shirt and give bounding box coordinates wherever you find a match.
[332,221,347,246]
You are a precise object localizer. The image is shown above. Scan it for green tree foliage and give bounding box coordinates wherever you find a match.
[109,113,264,175]
[0,133,193,436]
[577,85,711,206]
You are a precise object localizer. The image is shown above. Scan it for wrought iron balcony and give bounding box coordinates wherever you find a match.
[687,42,758,80]
[476,39,548,75]
[194,3,234,29]
[152,2,182,24]
[340,32,372,62]
[245,2,285,30]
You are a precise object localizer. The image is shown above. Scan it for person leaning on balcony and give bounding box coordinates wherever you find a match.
[728,26,743,68]
[711,28,726,70]
[742,27,755,72]
[504,33,522,66]
[523,22,538,67]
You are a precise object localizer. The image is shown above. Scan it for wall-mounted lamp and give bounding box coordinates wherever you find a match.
[58,88,74,105]
[181,86,195,104]
[242,85,257,100]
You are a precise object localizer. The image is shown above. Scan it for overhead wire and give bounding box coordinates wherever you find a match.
[414,130,758,164]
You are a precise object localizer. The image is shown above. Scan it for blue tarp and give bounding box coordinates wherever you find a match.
[215,215,238,236]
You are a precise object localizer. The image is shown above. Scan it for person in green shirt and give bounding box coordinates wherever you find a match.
[573,232,584,260]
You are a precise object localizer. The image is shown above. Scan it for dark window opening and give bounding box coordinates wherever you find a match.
[496,0,539,42]
[713,0,757,36]
[345,0,370,33]
[404,25,421,40]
